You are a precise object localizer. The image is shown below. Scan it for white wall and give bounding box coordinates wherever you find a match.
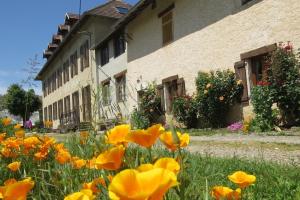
[126,0,300,117]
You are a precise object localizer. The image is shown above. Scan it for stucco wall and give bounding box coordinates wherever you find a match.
[42,17,116,128]
[126,0,300,117]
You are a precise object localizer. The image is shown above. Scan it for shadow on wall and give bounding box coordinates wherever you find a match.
[127,0,263,63]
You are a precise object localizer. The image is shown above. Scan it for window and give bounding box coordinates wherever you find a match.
[242,0,254,5]
[64,95,71,114]
[58,99,64,120]
[114,34,126,57]
[63,60,70,83]
[53,102,58,120]
[70,51,78,78]
[47,78,51,94]
[57,68,63,88]
[80,40,89,71]
[43,82,47,97]
[161,7,174,46]
[116,7,129,14]
[48,105,53,121]
[100,43,109,66]
[72,91,80,122]
[52,72,57,91]
[115,74,126,102]
[162,76,185,113]
[44,107,48,121]
[82,85,92,121]
[102,81,111,106]
[250,54,269,86]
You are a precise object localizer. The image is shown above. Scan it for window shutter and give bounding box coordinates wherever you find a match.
[80,46,84,71]
[177,78,185,97]
[234,61,249,103]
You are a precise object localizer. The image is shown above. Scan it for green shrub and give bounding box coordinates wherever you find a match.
[130,107,150,129]
[195,70,243,128]
[130,83,163,129]
[267,43,300,127]
[172,95,198,128]
[250,85,275,132]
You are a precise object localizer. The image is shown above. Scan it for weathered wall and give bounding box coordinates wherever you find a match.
[126,0,300,118]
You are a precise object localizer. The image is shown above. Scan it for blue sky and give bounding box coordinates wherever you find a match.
[0,0,138,95]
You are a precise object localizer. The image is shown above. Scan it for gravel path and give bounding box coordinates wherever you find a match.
[189,134,300,165]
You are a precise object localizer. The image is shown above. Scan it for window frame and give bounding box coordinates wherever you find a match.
[63,60,70,83]
[113,34,126,58]
[100,43,110,66]
[102,81,111,106]
[70,51,78,78]
[115,74,126,103]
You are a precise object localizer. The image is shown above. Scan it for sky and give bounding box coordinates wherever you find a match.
[0,0,138,95]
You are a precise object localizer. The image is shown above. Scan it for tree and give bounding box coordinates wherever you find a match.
[0,95,6,111]
[5,84,41,123]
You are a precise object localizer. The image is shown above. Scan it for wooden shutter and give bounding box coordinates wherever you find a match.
[177,78,185,97]
[234,61,249,103]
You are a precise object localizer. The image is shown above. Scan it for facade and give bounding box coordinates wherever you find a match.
[94,31,129,123]
[36,1,131,129]
[113,0,300,121]
[37,0,300,129]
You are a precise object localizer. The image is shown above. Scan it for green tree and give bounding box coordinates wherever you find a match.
[0,94,6,111]
[5,84,41,123]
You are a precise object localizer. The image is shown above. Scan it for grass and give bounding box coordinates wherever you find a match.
[1,130,300,199]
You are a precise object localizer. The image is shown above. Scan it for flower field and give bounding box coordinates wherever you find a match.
[0,118,300,199]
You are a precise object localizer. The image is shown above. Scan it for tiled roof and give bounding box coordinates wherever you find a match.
[87,0,131,19]
[36,0,132,80]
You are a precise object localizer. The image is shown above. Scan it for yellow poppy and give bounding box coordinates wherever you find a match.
[71,157,86,169]
[34,151,48,161]
[14,124,22,129]
[95,145,125,170]
[64,189,95,200]
[137,158,180,175]
[0,177,34,200]
[109,168,178,200]
[159,131,190,151]
[211,186,241,200]
[228,171,256,189]
[82,177,106,194]
[0,133,6,142]
[126,124,164,148]
[2,117,12,126]
[15,129,25,138]
[106,124,130,146]
[55,149,71,164]
[7,161,21,172]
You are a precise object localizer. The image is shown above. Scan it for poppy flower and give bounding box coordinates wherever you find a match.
[71,157,86,169]
[159,131,189,151]
[64,189,95,200]
[211,186,241,200]
[0,177,34,200]
[14,124,22,129]
[95,145,125,170]
[126,124,164,148]
[82,177,106,194]
[55,149,71,164]
[2,117,12,126]
[228,171,256,189]
[137,158,180,174]
[109,168,178,200]
[7,161,21,172]
[106,124,130,146]
[15,129,25,138]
